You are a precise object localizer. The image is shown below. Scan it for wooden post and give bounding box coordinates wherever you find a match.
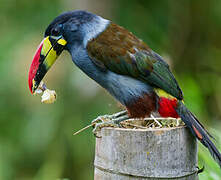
[94,125,198,179]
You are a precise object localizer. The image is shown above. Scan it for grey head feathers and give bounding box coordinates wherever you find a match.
[44,10,109,48]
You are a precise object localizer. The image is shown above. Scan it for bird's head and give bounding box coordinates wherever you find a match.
[28,10,109,93]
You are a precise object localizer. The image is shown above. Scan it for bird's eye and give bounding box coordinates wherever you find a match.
[51,28,60,36]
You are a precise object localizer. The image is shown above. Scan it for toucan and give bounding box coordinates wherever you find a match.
[28,10,221,168]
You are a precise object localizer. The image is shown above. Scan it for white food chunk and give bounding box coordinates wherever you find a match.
[41,89,56,104]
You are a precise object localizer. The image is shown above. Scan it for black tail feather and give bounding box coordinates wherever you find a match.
[176,101,221,168]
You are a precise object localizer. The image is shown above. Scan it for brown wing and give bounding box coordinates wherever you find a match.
[87,23,150,72]
[87,23,183,100]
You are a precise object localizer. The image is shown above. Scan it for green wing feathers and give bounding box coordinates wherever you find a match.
[135,51,183,100]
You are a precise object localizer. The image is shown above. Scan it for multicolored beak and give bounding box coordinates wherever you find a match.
[28,36,67,94]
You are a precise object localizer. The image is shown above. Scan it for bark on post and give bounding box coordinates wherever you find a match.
[94,125,198,180]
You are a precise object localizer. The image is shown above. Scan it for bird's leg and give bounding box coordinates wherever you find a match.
[91,110,129,137]
[112,114,129,124]
[91,110,127,124]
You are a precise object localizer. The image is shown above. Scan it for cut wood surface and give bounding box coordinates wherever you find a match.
[94,125,198,180]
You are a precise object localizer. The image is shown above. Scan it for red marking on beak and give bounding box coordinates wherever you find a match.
[28,39,44,93]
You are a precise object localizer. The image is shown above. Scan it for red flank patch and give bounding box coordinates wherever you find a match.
[158,97,179,118]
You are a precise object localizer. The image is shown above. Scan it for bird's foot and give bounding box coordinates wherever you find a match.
[92,110,128,137]
[92,121,118,138]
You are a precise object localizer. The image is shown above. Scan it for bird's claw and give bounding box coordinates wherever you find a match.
[91,111,128,137]
[92,121,119,138]
[91,115,111,125]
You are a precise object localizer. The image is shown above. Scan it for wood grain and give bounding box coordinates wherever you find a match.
[94,126,198,179]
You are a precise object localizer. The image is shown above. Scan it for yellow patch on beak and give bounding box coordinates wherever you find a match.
[57,38,67,46]
[41,36,67,69]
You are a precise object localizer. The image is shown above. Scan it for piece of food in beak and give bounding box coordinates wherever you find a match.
[41,89,57,104]
[34,81,57,104]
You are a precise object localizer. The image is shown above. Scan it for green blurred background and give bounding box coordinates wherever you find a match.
[0,0,220,179]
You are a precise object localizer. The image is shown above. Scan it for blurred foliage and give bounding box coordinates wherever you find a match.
[0,0,220,179]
